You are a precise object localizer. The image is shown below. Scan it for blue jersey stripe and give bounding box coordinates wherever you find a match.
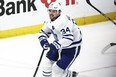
[62,37,73,41]
[41,30,50,38]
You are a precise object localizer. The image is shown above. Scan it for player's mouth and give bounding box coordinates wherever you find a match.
[49,14,55,20]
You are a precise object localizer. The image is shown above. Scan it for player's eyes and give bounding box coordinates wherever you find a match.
[48,9,57,13]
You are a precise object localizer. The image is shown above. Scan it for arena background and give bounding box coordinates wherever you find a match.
[0,0,116,38]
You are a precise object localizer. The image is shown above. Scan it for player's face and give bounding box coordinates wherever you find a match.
[48,9,60,21]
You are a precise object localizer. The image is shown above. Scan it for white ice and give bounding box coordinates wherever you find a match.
[0,21,116,77]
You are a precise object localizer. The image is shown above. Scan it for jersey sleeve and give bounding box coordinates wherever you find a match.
[38,21,52,40]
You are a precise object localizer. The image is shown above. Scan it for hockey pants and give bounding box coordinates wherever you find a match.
[42,46,81,77]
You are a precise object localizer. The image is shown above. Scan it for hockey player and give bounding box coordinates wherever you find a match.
[38,1,82,77]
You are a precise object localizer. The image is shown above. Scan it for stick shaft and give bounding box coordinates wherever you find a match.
[86,0,116,25]
[33,49,45,77]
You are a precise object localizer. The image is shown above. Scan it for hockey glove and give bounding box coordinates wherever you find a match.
[38,36,49,49]
[46,41,61,61]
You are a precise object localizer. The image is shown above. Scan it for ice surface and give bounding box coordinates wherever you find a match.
[0,21,116,77]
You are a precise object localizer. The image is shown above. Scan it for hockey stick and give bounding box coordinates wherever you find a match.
[86,0,116,25]
[86,0,116,53]
[33,49,45,77]
[101,43,116,54]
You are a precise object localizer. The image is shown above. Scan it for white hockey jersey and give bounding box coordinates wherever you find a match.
[39,14,82,49]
